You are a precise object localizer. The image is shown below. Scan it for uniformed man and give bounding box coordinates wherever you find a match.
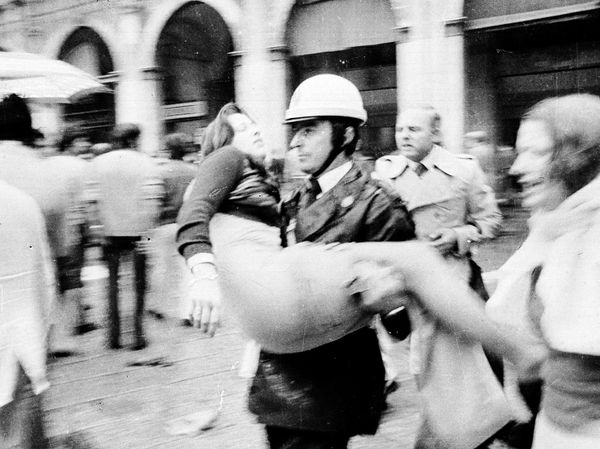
[249,74,415,449]
[375,105,503,449]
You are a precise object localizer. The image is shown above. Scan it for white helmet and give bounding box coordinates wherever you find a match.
[284,74,367,125]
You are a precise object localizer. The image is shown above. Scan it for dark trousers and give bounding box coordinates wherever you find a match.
[0,367,48,449]
[266,426,350,449]
[103,236,147,349]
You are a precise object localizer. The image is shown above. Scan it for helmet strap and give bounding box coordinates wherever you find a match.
[312,125,354,178]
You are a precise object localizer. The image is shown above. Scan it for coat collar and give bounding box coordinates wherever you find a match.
[376,145,465,179]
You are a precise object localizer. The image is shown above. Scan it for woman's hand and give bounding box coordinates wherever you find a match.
[186,275,221,337]
[349,260,409,315]
[513,340,548,383]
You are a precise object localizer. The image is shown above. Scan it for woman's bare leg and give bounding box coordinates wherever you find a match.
[348,241,546,376]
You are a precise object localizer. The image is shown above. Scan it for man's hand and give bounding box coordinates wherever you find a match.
[349,260,409,315]
[427,228,458,256]
[186,276,221,336]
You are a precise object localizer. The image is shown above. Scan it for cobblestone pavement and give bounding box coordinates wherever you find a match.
[45,205,528,449]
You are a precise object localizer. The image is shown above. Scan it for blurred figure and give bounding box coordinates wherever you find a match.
[45,127,97,336]
[487,94,600,449]
[89,123,164,350]
[0,94,82,355]
[147,133,196,323]
[0,180,55,449]
[465,130,497,191]
[90,142,112,158]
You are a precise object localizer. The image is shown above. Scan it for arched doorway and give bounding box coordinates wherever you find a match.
[59,26,115,143]
[156,1,234,137]
[286,0,397,159]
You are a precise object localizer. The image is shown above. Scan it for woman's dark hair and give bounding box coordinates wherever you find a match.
[201,102,253,157]
[112,123,141,149]
[58,126,87,153]
[524,94,600,195]
[0,94,43,144]
[164,132,191,160]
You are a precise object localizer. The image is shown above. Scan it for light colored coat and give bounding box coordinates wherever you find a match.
[43,154,90,258]
[0,141,80,258]
[0,182,55,406]
[90,150,164,237]
[375,145,501,280]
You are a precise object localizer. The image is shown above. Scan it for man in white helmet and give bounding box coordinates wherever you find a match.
[247,74,415,449]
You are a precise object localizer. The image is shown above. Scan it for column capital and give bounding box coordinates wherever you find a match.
[99,71,121,84]
[141,66,164,81]
[393,24,411,44]
[268,45,289,62]
[228,50,247,68]
[445,16,466,37]
[114,0,145,15]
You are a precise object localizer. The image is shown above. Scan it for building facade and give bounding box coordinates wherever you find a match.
[1,0,599,159]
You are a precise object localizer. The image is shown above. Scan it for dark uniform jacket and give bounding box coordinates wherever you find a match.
[248,162,415,435]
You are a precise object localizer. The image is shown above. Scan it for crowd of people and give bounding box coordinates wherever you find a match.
[1,72,600,449]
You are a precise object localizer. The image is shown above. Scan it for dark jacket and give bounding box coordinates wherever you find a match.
[249,163,415,435]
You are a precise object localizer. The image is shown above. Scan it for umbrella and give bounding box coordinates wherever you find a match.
[0,51,111,103]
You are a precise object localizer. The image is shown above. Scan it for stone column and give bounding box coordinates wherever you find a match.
[441,17,466,152]
[112,5,162,155]
[395,0,466,152]
[234,0,289,163]
[138,67,165,156]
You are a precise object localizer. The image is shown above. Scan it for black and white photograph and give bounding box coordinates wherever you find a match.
[1,1,599,448]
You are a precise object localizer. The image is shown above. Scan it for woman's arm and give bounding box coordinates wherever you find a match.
[176,146,246,334]
[350,241,547,377]
[176,146,245,259]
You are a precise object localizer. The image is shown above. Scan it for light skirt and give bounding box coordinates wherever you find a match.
[210,213,371,353]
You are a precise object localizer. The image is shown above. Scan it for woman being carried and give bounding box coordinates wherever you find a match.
[176,103,542,372]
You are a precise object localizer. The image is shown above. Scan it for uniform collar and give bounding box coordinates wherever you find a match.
[314,161,353,197]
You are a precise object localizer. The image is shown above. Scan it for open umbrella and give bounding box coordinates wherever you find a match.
[0,51,111,103]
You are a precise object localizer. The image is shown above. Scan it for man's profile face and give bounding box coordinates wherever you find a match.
[290,119,333,175]
[395,109,435,162]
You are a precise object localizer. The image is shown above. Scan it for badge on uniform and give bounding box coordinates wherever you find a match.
[340,195,354,208]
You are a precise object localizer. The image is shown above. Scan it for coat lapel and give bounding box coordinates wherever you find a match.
[295,164,364,242]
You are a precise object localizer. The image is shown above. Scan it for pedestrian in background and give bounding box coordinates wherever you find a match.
[89,123,164,350]
[487,93,600,449]
[43,127,97,337]
[0,94,84,355]
[147,132,196,324]
[375,105,504,449]
[0,94,55,448]
[464,130,498,191]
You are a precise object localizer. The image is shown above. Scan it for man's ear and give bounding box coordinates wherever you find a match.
[343,126,355,147]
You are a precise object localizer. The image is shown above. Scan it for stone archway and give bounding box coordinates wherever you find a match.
[140,0,241,69]
[152,1,236,136]
[57,26,116,143]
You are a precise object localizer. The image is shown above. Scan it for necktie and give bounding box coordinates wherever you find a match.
[304,176,322,206]
[414,162,427,177]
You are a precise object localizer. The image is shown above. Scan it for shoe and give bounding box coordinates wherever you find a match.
[108,340,122,350]
[131,337,147,351]
[180,318,193,327]
[74,322,98,335]
[147,309,165,320]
